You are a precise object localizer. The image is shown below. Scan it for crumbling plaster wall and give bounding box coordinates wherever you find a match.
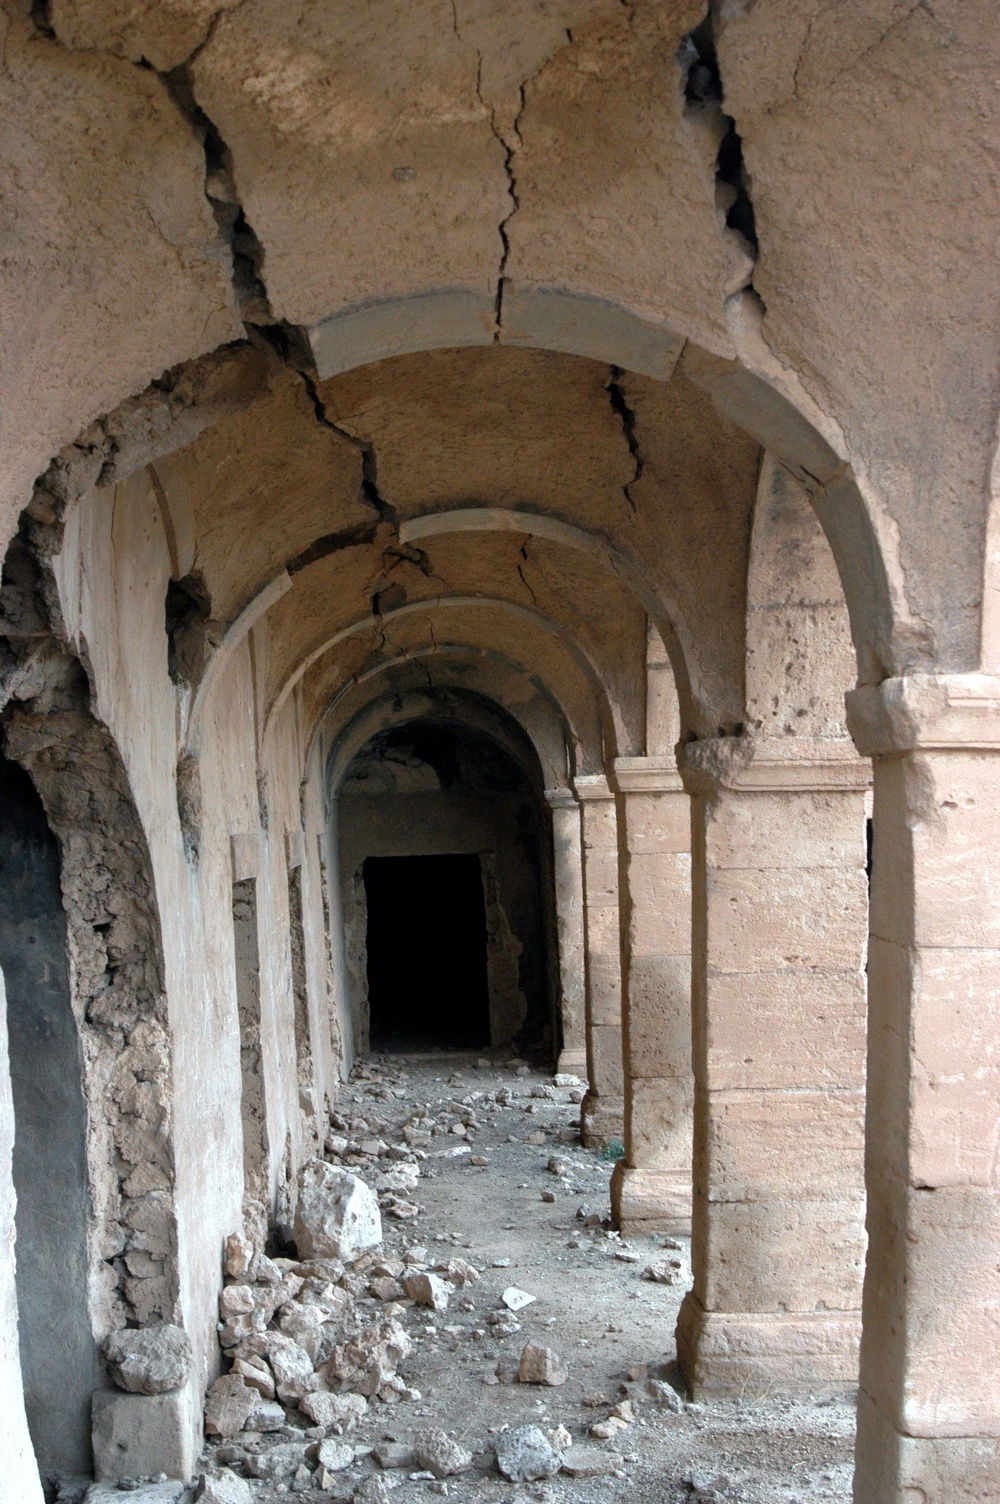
[47,468,340,1412]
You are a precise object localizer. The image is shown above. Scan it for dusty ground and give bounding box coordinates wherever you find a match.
[204,1055,857,1504]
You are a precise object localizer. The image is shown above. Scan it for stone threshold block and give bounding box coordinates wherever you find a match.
[610,1163,691,1236]
[676,1293,861,1398]
[92,1384,199,1484]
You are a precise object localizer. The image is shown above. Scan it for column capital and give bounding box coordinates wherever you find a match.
[612,756,684,794]
[573,773,615,802]
[544,786,578,810]
[846,673,1000,756]
[678,735,870,794]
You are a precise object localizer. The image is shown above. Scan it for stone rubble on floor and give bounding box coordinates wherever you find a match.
[84,1058,851,1504]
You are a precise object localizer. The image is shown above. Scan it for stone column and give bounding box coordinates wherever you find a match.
[847,676,1000,1503]
[609,755,693,1235]
[575,774,624,1146]
[544,788,587,1078]
[676,736,869,1397]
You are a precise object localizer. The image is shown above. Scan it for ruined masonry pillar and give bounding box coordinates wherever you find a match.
[847,676,1000,1504]
[609,756,692,1235]
[676,736,869,1396]
[544,788,587,1078]
[575,774,624,1146]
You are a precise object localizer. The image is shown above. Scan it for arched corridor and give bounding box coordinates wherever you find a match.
[1,5,999,1501]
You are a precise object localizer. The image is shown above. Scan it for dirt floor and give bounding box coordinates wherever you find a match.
[201,1055,858,1504]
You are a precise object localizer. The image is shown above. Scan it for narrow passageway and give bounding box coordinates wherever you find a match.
[198,1059,855,1504]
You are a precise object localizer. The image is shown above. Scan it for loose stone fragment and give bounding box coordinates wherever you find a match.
[646,1378,685,1412]
[517,1342,567,1385]
[501,1287,536,1312]
[590,1416,628,1439]
[444,1257,479,1285]
[224,1233,255,1281]
[561,1446,620,1477]
[243,1398,285,1431]
[245,1443,310,1481]
[317,1437,355,1472]
[86,1485,185,1503]
[413,1427,474,1477]
[204,1374,257,1437]
[326,1317,412,1396]
[195,1471,252,1504]
[264,1332,318,1403]
[354,1479,394,1504]
[401,1270,450,1309]
[642,1252,690,1285]
[295,1158,383,1261]
[495,1424,564,1481]
[301,1389,368,1431]
[374,1442,415,1468]
[370,1275,405,1302]
[231,1356,274,1398]
[103,1322,193,1394]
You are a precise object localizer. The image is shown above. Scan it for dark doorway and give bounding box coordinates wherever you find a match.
[364,853,491,1052]
[0,755,95,1479]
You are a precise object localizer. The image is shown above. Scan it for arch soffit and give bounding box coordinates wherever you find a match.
[262,594,625,759]
[307,285,926,684]
[325,682,557,801]
[187,513,650,756]
[184,287,924,760]
[313,645,595,791]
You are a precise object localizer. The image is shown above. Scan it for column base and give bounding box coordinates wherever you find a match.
[676,1292,860,1398]
[610,1163,691,1235]
[854,1386,1000,1503]
[556,1047,587,1080]
[92,1384,200,1484]
[580,1091,624,1148]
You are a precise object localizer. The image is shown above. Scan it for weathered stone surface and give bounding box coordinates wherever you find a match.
[266,1333,319,1403]
[91,1387,199,1484]
[300,1390,368,1432]
[517,1342,567,1386]
[495,1424,564,1482]
[243,1398,285,1432]
[103,1324,192,1395]
[204,1376,257,1438]
[401,1270,450,1310]
[413,1427,473,1478]
[294,1159,382,1263]
[195,1470,252,1504]
[86,1484,185,1504]
[317,1437,355,1472]
[325,1317,412,1398]
[561,1445,620,1477]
